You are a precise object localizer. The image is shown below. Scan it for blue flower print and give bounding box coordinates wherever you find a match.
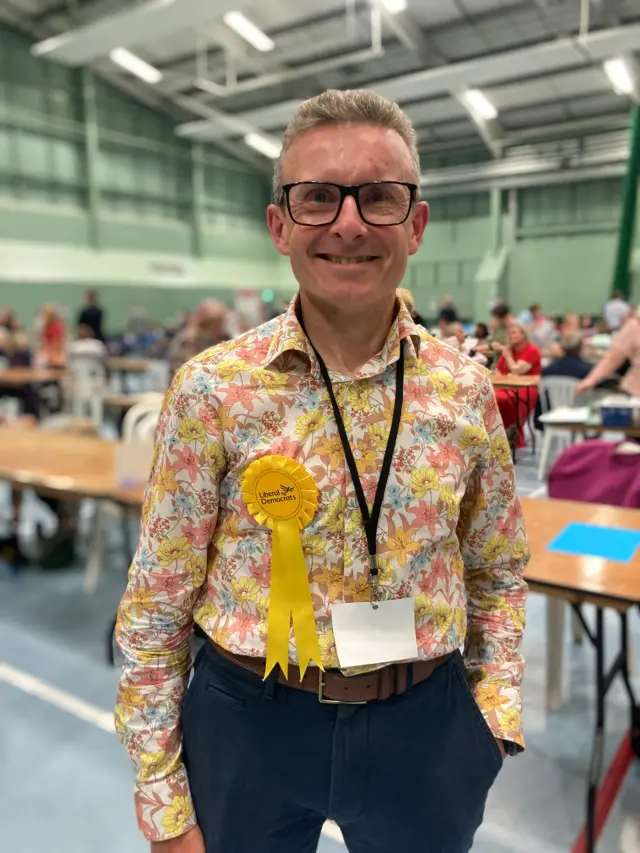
[138,547,158,571]
[195,373,213,396]
[415,423,430,441]
[175,493,196,514]
[387,484,405,510]
[237,428,259,449]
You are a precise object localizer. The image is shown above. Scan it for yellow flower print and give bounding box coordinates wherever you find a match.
[219,515,242,540]
[451,552,464,579]
[204,442,225,478]
[430,370,458,403]
[186,554,207,587]
[139,750,170,782]
[459,425,487,451]
[216,358,251,382]
[367,422,388,452]
[405,359,428,379]
[354,438,378,475]
[251,368,289,392]
[376,557,396,585]
[415,593,434,621]
[314,435,344,468]
[155,467,179,502]
[195,600,218,626]
[434,600,454,635]
[511,539,530,562]
[128,588,156,619]
[347,508,363,536]
[439,484,460,520]
[410,466,439,498]
[302,533,327,556]
[490,435,511,467]
[477,593,505,613]
[325,496,346,534]
[232,576,260,604]
[454,606,466,638]
[353,574,371,601]
[161,796,195,836]
[256,595,269,618]
[348,383,372,412]
[343,544,354,569]
[511,604,526,632]
[482,535,511,564]
[295,410,327,439]
[319,629,339,668]
[387,528,420,568]
[475,683,511,713]
[157,537,191,566]
[499,707,521,733]
[178,417,206,444]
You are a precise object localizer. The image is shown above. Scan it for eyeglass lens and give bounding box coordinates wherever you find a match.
[288,183,412,225]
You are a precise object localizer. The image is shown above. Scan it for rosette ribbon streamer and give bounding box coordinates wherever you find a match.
[241,456,323,679]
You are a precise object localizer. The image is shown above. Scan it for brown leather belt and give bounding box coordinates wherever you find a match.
[214,644,453,704]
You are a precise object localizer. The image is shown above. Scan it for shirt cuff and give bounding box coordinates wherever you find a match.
[472,680,525,750]
[135,765,198,842]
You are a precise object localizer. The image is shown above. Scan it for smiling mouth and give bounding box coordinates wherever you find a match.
[316,254,379,265]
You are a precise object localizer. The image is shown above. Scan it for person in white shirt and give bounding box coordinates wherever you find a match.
[603,290,631,332]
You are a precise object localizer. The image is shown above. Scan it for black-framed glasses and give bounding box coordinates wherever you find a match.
[281,181,418,226]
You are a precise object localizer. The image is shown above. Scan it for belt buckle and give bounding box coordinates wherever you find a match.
[317,671,367,705]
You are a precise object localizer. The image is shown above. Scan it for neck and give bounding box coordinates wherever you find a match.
[298,293,396,377]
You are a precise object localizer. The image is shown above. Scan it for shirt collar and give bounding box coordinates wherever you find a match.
[263,294,422,370]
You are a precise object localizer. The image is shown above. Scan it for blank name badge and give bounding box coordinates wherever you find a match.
[330,598,418,669]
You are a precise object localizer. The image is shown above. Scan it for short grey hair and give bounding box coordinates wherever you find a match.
[273,89,421,202]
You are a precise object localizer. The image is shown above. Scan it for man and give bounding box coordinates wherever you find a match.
[77,289,105,342]
[116,89,528,853]
[168,298,228,376]
[603,289,631,332]
[438,296,458,324]
[68,323,108,365]
[544,332,592,383]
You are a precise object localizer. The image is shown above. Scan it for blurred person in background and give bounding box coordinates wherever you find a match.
[438,295,458,324]
[577,310,640,398]
[77,289,105,342]
[488,302,513,347]
[169,298,229,375]
[603,289,631,332]
[581,315,593,332]
[35,304,66,368]
[68,323,108,365]
[525,304,555,351]
[493,323,541,447]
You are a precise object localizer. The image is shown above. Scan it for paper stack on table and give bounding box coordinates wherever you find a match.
[539,406,593,425]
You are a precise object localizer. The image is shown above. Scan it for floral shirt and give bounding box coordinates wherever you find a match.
[115,297,529,842]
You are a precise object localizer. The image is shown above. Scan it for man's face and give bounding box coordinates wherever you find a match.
[268,124,429,312]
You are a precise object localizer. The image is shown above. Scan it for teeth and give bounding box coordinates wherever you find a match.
[324,256,374,264]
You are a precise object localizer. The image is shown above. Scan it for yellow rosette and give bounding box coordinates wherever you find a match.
[241,455,323,680]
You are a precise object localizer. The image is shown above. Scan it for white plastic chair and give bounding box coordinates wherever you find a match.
[146,360,171,393]
[134,410,160,444]
[537,376,580,479]
[122,395,164,442]
[67,358,107,425]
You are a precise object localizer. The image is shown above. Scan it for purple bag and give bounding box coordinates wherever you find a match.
[548,440,640,508]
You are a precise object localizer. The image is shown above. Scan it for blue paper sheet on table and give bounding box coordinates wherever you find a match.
[548,523,640,564]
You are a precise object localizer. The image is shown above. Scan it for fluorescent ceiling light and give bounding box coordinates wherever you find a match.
[380,0,408,13]
[223,11,275,52]
[604,58,634,96]
[462,88,498,121]
[244,133,282,159]
[110,48,163,84]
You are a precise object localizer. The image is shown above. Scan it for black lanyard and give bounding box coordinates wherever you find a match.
[301,322,405,603]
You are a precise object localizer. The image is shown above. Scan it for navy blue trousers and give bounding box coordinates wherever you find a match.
[182,644,503,853]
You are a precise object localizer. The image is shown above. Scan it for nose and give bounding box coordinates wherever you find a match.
[328,195,368,241]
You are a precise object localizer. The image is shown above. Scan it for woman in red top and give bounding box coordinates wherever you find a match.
[493,323,542,448]
[37,304,66,368]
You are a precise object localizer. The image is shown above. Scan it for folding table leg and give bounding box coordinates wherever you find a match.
[546,597,566,710]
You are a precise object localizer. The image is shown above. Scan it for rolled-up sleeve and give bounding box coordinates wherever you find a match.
[457,376,529,748]
[115,364,225,841]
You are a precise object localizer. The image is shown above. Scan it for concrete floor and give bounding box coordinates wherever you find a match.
[1,452,640,853]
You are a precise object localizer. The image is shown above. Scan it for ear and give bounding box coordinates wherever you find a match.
[267,204,291,257]
[408,201,429,256]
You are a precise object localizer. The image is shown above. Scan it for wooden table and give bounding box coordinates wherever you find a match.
[521,497,640,852]
[491,374,541,391]
[0,367,63,387]
[0,426,143,502]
